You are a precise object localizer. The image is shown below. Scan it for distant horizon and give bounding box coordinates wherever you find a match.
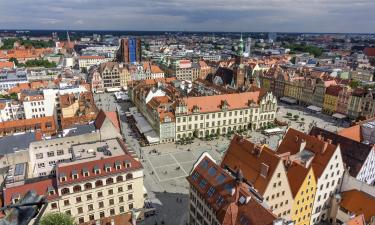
[0,29,374,36]
[1,0,375,34]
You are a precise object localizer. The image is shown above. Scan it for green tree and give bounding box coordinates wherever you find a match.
[286,112,292,117]
[349,80,360,89]
[293,115,299,120]
[8,57,19,66]
[39,212,76,225]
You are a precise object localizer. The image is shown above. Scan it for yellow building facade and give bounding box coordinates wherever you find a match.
[323,94,338,114]
[289,165,316,225]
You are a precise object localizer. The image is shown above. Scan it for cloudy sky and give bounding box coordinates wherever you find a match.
[0,0,374,33]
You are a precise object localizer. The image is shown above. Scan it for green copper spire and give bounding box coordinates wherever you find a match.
[237,33,244,56]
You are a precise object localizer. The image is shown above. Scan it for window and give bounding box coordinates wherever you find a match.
[87,194,92,200]
[109,199,114,205]
[51,203,57,209]
[97,191,103,198]
[99,201,104,208]
[118,186,123,193]
[116,176,123,182]
[47,151,54,157]
[100,212,105,218]
[78,207,83,214]
[79,218,84,223]
[119,206,125,213]
[57,150,64,155]
[110,208,115,216]
[128,194,133,200]
[128,203,133,210]
[35,153,43,159]
[76,196,82,203]
[119,196,124,203]
[127,184,132,190]
[108,189,114,195]
[89,214,94,221]
[95,180,103,187]
[61,188,70,195]
[64,200,70,206]
[88,204,94,211]
[65,210,71,215]
[84,183,92,190]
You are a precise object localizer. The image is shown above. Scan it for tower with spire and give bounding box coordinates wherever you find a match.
[233,34,246,88]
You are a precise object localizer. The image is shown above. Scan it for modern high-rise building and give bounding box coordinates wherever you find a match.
[117,38,142,64]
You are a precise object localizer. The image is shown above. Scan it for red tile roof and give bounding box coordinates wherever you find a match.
[340,190,375,222]
[0,61,15,69]
[346,214,366,225]
[3,178,57,205]
[277,128,337,178]
[56,153,143,186]
[180,91,266,115]
[94,110,120,132]
[79,55,105,59]
[0,116,56,136]
[187,155,277,225]
[221,135,281,195]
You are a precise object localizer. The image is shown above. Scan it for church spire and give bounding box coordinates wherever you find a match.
[237,33,244,56]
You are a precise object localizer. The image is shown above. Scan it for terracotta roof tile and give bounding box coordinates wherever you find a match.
[346,214,366,225]
[221,135,281,195]
[181,91,264,115]
[3,178,57,205]
[187,155,277,225]
[277,128,337,178]
[340,189,375,222]
[94,110,120,132]
[309,127,372,177]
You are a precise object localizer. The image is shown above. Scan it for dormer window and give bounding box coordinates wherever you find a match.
[59,173,66,182]
[125,160,131,168]
[48,186,55,195]
[105,163,111,172]
[115,161,122,170]
[94,166,100,175]
[11,193,20,204]
[192,105,200,113]
[221,100,229,111]
[72,170,78,179]
[82,168,89,177]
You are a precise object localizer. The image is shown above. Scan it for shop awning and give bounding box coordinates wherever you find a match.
[307,105,322,112]
[280,97,297,104]
[332,113,346,119]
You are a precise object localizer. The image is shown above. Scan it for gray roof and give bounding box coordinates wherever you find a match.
[63,123,96,137]
[0,133,36,155]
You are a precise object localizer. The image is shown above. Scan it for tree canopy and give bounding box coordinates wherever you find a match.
[39,212,76,225]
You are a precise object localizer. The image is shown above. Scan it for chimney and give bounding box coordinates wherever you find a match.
[260,163,269,178]
[322,142,328,154]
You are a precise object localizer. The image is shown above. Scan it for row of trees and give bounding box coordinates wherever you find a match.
[286,112,305,122]
[285,44,323,57]
[9,58,57,68]
[0,38,54,50]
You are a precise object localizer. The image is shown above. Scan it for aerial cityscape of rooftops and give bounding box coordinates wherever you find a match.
[1,11,375,225]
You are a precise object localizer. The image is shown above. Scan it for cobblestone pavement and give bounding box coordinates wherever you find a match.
[93,93,346,224]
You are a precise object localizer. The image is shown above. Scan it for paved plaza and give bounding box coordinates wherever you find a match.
[93,93,347,225]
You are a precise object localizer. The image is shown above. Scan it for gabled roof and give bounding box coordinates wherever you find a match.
[3,177,57,205]
[187,155,277,225]
[309,127,373,177]
[340,189,375,222]
[277,128,337,178]
[221,135,281,195]
[284,162,314,197]
[94,110,120,132]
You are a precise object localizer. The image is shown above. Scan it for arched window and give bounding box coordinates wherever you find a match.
[84,183,92,190]
[116,176,123,182]
[126,173,133,180]
[73,185,81,193]
[61,188,70,195]
[106,177,114,185]
[95,180,103,187]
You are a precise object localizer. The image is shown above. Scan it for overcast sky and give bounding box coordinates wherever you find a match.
[0,0,374,33]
